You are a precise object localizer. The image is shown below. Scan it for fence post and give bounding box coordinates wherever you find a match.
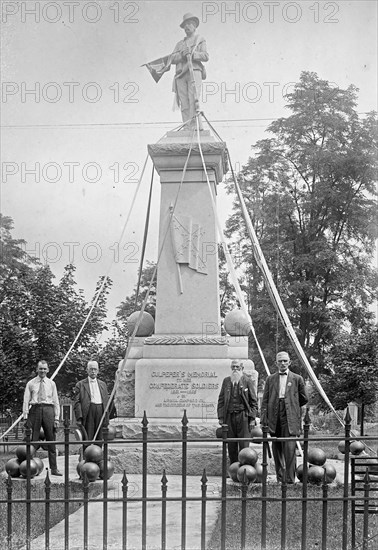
[261,422,269,550]
[220,423,228,550]
[25,425,32,550]
[181,410,188,550]
[44,471,51,550]
[281,470,288,550]
[141,411,148,550]
[82,468,89,550]
[161,469,168,550]
[321,469,328,550]
[6,474,13,550]
[362,468,370,550]
[241,469,248,550]
[121,471,128,550]
[343,408,351,550]
[103,425,109,550]
[201,469,208,550]
[63,411,70,550]
[301,407,310,550]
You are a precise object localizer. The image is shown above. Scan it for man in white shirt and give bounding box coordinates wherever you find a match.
[73,360,109,444]
[23,360,62,475]
[261,351,308,483]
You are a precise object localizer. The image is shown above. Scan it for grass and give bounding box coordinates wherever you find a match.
[207,483,378,550]
[0,452,102,549]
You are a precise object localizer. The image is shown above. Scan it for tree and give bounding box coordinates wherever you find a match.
[311,326,378,424]
[117,261,157,323]
[224,72,378,374]
[0,215,112,409]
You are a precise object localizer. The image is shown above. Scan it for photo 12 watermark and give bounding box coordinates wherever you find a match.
[1,1,140,24]
[201,80,340,105]
[1,82,140,104]
[201,2,340,24]
[18,240,141,265]
[1,161,140,184]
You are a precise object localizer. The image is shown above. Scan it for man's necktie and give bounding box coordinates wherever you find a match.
[38,379,47,403]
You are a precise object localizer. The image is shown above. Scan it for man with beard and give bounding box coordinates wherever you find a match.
[217,360,258,464]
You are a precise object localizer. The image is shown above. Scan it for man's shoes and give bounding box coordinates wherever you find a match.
[51,470,63,476]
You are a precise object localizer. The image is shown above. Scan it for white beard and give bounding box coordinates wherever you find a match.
[230,371,242,384]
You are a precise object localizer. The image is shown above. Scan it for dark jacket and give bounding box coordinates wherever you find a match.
[217,375,258,423]
[260,370,308,436]
[73,378,109,426]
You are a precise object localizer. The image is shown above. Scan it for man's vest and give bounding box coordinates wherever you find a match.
[227,383,245,413]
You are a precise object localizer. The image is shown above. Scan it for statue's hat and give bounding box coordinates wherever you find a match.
[180,13,200,28]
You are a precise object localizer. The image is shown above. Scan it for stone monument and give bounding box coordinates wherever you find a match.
[114,13,258,438]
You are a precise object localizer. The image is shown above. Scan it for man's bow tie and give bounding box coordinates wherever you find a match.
[279,371,288,375]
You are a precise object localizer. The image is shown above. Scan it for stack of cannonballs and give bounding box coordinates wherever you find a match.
[4,445,45,479]
[338,439,365,456]
[338,439,378,475]
[228,448,263,484]
[296,447,337,485]
[76,444,115,482]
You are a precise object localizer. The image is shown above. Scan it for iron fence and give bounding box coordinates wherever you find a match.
[0,409,377,550]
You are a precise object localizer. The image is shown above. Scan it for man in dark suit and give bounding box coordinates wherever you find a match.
[217,360,258,464]
[261,351,308,483]
[73,361,109,443]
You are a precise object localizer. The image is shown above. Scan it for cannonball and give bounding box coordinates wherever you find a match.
[5,458,21,478]
[296,463,304,482]
[308,465,325,485]
[307,447,327,466]
[19,459,39,479]
[33,457,44,476]
[16,445,36,462]
[76,459,86,479]
[338,440,346,454]
[98,460,115,480]
[106,425,117,441]
[127,311,154,337]
[237,464,257,483]
[323,463,337,484]
[81,462,100,482]
[224,309,251,336]
[228,461,240,482]
[238,447,258,466]
[250,426,263,444]
[350,441,365,455]
[84,444,103,464]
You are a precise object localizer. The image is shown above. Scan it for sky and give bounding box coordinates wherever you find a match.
[1,0,377,332]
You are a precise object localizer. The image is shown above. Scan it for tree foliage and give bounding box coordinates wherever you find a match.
[311,326,378,411]
[0,215,112,410]
[224,72,378,373]
[116,261,157,322]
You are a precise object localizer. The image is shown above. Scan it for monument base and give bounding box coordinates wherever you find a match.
[108,419,273,476]
[114,336,258,419]
[111,417,219,440]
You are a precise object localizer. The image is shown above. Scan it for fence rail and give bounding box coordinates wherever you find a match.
[0,409,377,550]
